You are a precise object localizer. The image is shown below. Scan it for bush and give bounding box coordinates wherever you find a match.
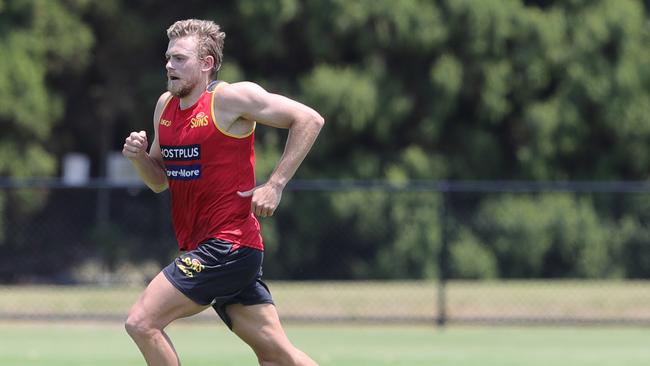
[449,229,498,279]
[473,193,614,278]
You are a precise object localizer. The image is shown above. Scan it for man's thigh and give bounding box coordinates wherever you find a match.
[227,303,294,354]
[128,272,209,329]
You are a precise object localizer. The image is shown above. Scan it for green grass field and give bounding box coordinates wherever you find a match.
[1,322,649,366]
[1,282,649,365]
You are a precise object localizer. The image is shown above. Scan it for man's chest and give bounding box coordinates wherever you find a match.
[159,110,215,146]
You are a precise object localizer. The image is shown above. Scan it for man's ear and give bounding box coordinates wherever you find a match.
[202,55,215,73]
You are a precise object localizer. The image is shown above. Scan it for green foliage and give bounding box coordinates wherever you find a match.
[616,206,650,278]
[0,0,92,178]
[0,0,93,254]
[3,0,650,280]
[326,191,441,279]
[474,194,614,278]
[430,0,650,180]
[450,229,498,279]
[300,65,378,134]
[0,1,93,176]
[331,0,447,51]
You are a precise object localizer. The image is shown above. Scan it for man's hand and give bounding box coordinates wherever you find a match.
[237,183,283,218]
[123,131,149,160]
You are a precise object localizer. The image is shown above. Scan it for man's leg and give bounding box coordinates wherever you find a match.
[125,272,208,366]
[228,303,318,366]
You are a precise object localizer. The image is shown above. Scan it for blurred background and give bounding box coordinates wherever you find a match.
[2,0,650,329]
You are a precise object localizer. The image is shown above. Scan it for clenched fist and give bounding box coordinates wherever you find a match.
[123,131,149,159]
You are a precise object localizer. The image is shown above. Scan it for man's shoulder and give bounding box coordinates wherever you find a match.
[156,92,173,107]
[215,81,266,103]
[220,80,262,90]
[212,82,259,134]
[153,92,173,122]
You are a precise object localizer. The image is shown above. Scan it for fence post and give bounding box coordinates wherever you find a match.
[437,188,449,326]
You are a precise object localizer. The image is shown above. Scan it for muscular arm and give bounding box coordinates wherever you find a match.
[122,93,170,193]
[217,82,325,216]
[240,83,324,188]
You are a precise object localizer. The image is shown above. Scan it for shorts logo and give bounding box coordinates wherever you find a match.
[161,145,200,161]
[176,256,205,278]
[190,112,209,128]
[166,165,201,180]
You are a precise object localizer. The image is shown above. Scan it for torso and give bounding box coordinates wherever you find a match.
[157,85,263,251]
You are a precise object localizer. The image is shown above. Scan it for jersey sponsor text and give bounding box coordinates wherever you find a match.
[161,145,200,161]
[166,165,201,180]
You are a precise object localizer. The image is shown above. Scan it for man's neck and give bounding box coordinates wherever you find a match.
[179,81,209,110]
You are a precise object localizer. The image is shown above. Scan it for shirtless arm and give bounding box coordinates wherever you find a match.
[122,93,170,193]
[217,82,324,217]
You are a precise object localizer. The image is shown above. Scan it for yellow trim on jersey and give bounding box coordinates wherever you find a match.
[211,81,256,139]
[159,93,174,123]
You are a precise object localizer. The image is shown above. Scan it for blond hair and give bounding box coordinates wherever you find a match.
[166,19,225,80]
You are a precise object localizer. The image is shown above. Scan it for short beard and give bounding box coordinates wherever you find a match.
[168,80,195,98]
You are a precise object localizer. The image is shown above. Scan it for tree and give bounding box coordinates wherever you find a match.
[0,0,93,279]
[6,0,650,280]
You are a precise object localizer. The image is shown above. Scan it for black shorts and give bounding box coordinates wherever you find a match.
[162,238,274,329]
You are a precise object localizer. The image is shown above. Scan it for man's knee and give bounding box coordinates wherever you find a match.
[124,308,156,340]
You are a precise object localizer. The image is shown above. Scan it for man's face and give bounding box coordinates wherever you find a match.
[165,36,203,98]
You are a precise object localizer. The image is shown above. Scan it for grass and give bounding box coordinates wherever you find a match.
[1,280,650,322]
[1,322,649,366]
[1,281,649,365]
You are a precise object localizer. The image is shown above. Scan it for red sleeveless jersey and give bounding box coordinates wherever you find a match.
[157,85,263,251]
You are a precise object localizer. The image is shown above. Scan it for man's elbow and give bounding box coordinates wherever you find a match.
[311,114,325,130]
[291,111,324,132]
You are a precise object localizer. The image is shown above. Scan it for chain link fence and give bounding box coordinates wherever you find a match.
[1,179,649,325]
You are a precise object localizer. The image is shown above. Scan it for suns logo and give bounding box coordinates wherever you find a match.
[176,256,205,277]
[190,112,209,128]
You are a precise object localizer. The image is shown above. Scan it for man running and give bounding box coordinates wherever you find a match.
[122,19,324,366]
